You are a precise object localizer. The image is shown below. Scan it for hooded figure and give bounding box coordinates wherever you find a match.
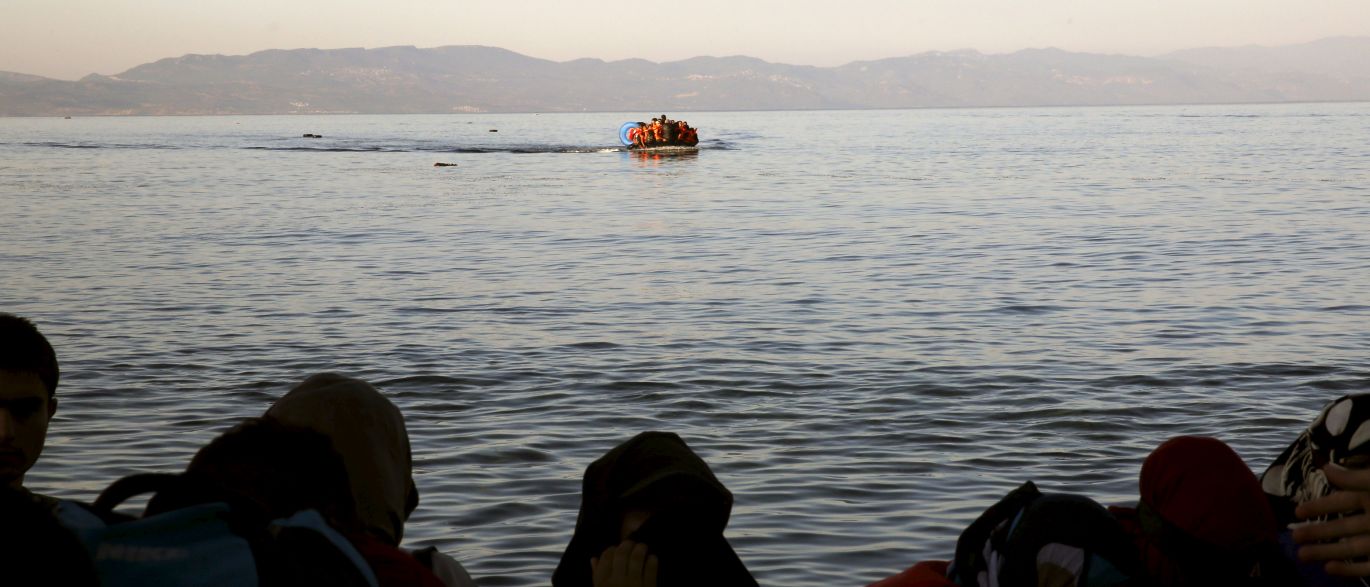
[552,431,756,587]
[265,373,418,545]
[264,374,477,587]
[1112,436,1292,586]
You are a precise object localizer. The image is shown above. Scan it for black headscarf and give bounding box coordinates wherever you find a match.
[552,431,756,587]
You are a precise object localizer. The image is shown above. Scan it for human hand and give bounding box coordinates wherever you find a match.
[591,540,659,587]
[1293,463,1370,576]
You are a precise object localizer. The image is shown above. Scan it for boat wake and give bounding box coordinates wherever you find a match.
[14,140,727,154]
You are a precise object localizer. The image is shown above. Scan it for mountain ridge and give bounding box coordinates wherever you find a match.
[2,38,1368,116]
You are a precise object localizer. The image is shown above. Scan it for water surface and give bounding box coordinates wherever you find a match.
[3,104,1369,585]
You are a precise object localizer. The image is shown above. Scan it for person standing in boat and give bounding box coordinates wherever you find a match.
[649,118,664,145]
[632,123,648,149]
[659,115,675,144]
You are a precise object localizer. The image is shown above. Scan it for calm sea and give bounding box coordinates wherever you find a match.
[3,104,1369,585]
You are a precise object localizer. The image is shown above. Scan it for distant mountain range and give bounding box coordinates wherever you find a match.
[2,37,1368,116]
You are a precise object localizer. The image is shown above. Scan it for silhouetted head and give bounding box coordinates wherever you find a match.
[149,417,359,532]
[265,373,418,544]
[1136,436,1288,585]
[0,314,59,489]
[553,431,755,587]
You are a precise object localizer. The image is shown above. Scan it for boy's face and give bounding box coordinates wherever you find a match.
[0,371,55,488]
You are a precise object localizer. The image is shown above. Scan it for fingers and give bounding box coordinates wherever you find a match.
[1297,489,1367,521]
[612,540,630,580]
[1294,503,1370,543]
[591,541,656,587]
[644,553,659,587]
[625,541,649,579]
[1294,463,1370,573]
[1295,464,1370,521]
[1325,557,1370,578]
[1326,463,1370,492]
[592,546,612,587]
[1300,535,1370,564]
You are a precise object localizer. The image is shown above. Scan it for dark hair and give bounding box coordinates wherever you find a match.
[0,313,59,398]
[171,417,360,531]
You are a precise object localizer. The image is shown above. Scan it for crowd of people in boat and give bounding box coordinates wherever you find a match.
[628,115,699,149]
[5,311,1370,586]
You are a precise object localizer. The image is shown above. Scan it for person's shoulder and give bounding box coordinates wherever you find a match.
[16,487,61,512]
[0,487,100,586]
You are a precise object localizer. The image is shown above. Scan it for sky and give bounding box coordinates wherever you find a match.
[4,0,1369,80]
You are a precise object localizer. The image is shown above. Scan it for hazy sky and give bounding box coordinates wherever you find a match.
[5,0,1368,80]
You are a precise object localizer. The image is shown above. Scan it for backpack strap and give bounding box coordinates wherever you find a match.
[272,510,379,587]
[92,473,183,515]
[94,472,272,525]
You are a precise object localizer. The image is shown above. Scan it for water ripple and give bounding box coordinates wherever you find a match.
[5,104,1370,586]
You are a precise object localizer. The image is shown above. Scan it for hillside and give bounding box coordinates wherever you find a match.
[2,39,1368,116]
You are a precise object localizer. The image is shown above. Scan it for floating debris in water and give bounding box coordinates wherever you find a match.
[434,162,458,167]
[302,133,323,138]
[489,129,498,132]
